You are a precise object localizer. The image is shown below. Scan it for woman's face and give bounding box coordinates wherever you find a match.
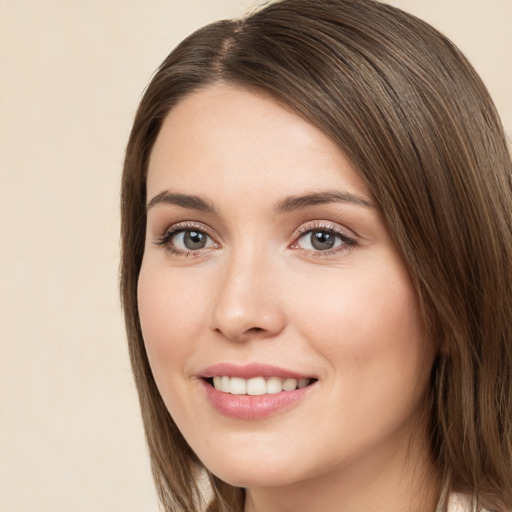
[138,84,434,492]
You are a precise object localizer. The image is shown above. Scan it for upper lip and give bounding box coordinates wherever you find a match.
[198,363,315,380]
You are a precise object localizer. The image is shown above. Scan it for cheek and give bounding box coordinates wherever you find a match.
[137,263,206,377]
[290,260,431,397]
[288,266,433,464]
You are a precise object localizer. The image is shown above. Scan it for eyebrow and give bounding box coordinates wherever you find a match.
[146,189,376,214]
[274,191,376,213]
[147,191,217,213]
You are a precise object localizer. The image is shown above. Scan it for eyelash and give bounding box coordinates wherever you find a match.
[154,222,218,258]
[291,221,357,257]
[153,221,357,258]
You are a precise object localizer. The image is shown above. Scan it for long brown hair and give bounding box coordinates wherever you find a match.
[120,1,512,510]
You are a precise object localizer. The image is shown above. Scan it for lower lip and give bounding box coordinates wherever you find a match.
[201,380,314,420]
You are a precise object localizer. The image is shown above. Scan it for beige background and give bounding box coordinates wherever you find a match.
[0,1,510,511]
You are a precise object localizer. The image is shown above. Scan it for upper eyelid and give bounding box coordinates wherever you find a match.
[292,220,356,239]
[162,221,216,237]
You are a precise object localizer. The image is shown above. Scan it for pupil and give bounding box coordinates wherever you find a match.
[311,231,335,250]
[184,230,206,250]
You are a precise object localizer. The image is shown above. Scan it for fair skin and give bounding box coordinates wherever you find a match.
[138,84,439,512]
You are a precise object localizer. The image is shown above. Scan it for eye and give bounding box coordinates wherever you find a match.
[172,229,214,250]
[298,230,343,251]
[290,222,356,255]
[154,224,218,255]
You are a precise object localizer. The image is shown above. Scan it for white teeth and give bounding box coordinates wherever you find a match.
[282,378,298,391]
[298,378,309,389]
[211,376,312,394]
[221,376,230,393]
[266,376,283,394]
[247,377,266,396]
[230,377,247,395]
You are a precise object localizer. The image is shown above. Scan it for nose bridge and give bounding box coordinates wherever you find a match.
[210,241,284,341]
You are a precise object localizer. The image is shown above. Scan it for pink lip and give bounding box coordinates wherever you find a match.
[201,380,314,420]
[198,362,313,380]
[197,363,317,420]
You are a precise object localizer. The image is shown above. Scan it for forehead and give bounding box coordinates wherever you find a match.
[147,84,371,206]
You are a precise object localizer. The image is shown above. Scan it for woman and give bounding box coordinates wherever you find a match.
[120,1,512,511]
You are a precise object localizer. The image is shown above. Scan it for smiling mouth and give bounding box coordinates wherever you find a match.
[205,376,317,395]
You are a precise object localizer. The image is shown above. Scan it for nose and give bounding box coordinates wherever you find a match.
[210,249,286,342]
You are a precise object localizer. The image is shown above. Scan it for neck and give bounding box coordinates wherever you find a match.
[243,424,440,512]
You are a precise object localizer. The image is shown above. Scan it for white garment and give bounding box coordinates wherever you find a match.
[448,494,474,512]
[447,493,492,512]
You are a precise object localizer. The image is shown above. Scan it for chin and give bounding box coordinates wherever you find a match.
[201,454,319,490]
[210,470,297,490]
